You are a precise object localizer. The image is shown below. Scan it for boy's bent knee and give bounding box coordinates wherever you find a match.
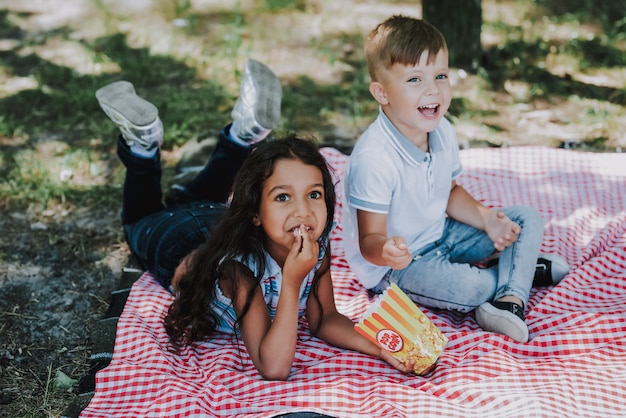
[504,205,541,224]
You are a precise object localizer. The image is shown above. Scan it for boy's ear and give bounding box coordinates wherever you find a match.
[369,81,388,105]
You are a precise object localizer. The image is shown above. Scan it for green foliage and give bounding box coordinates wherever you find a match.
[0,146,121,211]
[262,0,307,11]
[567,37,626,69]
[0,9,21,38]
[0,0,623,213]
[2,150,62,208]
[171,0,193,19]
[448,97,498,120]
[535,0,626,37]
[480,34,625,105]
[280,72,374,141]
[0,18,228,210]
[92,34,198,86]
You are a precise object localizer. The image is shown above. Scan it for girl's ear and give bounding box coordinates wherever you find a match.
[369,81,388,105]
[252,214,261,226]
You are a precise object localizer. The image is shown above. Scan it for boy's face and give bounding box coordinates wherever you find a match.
[370,49,451,145]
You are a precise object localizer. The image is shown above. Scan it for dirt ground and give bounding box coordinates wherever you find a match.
[0,204,128,411]
[0,0,624,416]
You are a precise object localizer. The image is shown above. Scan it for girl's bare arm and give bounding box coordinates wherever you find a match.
[306,254,414,374]
[227,230,319,381]
[224,265,301,381]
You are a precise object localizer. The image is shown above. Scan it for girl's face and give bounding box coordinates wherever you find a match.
[253,158,328,264]
[371,49,451,147]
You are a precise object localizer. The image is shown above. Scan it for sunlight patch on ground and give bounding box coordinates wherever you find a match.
[0,76,38,98]
[27,38,117,76]
[2,0,93,32]
[570,69,626,90]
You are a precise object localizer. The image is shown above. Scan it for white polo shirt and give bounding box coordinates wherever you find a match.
[342,109,463,288]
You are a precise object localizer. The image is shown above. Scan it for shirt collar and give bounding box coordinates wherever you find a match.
[376,107,446,165]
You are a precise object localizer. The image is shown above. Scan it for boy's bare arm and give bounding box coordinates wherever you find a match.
[357,209,412,269]
[446,181,520,251]
[446,181,490,230]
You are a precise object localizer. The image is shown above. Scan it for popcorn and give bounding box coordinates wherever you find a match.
[355,283,447,374]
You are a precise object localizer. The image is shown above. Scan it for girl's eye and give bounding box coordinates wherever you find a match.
[436,74,448,80]
[309,190,323,199]
[275,194,290,202]
[408,77,420,83]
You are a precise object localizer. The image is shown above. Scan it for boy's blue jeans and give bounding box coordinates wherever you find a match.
[372,206,543,312]
[118,124,251,290]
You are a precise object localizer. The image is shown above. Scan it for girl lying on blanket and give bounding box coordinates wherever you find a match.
[97,59,420,380]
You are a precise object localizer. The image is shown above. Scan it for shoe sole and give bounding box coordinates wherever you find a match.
[245,59,282,129]
[96,81,158,127]
[475,302,529,343]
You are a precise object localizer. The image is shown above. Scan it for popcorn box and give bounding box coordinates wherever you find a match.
[355,283,447,374]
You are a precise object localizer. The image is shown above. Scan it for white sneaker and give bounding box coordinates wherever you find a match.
[96,81,163,151]
[230,59,282,143]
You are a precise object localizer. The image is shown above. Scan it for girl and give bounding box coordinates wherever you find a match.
[97,60,416,380]
[164,137,415,380]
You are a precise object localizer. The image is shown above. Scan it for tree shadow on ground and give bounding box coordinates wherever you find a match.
[482,38,626,105]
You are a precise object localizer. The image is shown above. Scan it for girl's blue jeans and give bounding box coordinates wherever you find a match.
[372,206,543,312]
[118,124,251,290]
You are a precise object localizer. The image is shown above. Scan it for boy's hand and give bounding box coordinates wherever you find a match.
[485,210,520,251]
[283,225,319,288]
[382,236,412,270]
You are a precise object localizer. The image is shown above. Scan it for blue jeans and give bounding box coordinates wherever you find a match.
[372,206,543,312]
[118,124,252,290]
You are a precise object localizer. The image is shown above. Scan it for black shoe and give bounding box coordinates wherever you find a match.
[487,253,570,287]
[533,254,569,287]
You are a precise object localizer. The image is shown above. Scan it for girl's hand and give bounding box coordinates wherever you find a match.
[485,210,520,251]
[378,348,416,374]
[282,225,319,289]
[382,236,412,270]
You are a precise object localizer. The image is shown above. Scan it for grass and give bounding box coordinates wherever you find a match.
[0,1,624,416]
[1,2,624,214]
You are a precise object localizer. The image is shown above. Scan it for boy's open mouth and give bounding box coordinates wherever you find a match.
[418,104,439,116]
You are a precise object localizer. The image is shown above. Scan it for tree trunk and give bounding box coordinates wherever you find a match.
[422,0,482,72]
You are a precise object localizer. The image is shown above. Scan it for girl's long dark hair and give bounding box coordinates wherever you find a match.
[164,134,336,349]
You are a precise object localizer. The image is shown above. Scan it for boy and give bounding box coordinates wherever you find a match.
[342,15,568,343]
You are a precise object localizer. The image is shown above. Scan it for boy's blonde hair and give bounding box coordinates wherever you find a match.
[365,15,447,82]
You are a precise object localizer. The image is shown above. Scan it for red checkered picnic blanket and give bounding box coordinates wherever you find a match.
[81,147,626,418]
